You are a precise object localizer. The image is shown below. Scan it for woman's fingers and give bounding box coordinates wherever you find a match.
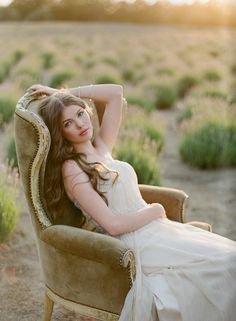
[26,84,42,92]
[26,84,56,96]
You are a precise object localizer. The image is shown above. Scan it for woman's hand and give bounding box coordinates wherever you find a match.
[139,203,167,220]
[26,84,57,97]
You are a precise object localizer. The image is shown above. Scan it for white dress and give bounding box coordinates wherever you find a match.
[75,158,236,321]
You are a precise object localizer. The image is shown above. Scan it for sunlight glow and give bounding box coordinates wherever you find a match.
[0,0,12,6]
[113,0,209,4]
[1,0,231,7]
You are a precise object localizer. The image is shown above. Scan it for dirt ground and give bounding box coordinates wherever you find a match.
[0,96,235,321]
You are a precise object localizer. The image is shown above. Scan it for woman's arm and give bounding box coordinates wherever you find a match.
[62,160,166,236]
[69,84,123,103]
[26,83,124,153]
[70,84,124,152]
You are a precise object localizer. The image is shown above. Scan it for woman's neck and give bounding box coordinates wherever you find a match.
[73,140,96,157]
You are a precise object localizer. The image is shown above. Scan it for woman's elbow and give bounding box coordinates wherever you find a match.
[112,85,123,99]
[107,220,123,236]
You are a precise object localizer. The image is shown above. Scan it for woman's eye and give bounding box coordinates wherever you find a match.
[78,110,84,117]
[65,121,71,128]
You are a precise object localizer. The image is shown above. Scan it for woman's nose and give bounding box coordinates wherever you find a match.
[75,118,84,127]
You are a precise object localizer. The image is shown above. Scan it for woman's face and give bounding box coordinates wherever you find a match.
[60,104,93,144]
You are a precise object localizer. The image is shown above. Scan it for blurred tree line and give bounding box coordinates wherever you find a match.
[0,0,235,27]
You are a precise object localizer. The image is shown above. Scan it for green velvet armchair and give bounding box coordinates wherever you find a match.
[14,92,212,321]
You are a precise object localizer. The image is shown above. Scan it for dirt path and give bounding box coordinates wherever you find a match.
[0,106,235,321]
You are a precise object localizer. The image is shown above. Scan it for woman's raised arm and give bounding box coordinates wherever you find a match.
[26,83,124,153]
[70,84,124,153]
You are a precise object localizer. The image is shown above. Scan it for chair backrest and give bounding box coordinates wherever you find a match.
[14,93,104,237]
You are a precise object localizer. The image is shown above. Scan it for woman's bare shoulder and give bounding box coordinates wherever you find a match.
[62,159,84,177]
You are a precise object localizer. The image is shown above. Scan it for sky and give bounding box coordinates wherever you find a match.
[0,0,210,7]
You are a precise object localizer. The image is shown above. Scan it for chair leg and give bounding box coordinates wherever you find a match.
[43,292,54,321]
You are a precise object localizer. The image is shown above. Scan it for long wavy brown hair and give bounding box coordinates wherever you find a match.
[38,91,119,221]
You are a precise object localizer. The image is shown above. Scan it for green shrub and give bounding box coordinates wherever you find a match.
[177,106,193,124]
[83,60,95,69]
[95,74,120,84]
[12,50,24,64]
[0,97,16,126]
[229,80,236,104]
[179,121,236,169]
[0,51,24,84]
[154,85,177,109]
[74,53,83,63]
[229,94,236,105]
[133,72,147,84]
[126,96,155,113]
[15,68,42,90]
[115,140,161,185]
[156,67,175,76]
[224,124,236,166]
[143,123,164,153]
[41,52,55,69]
[203,69,222,82]
[133,61,144,69]
[123,113,164,154]
[231,64,236,75]
[49,71,74,87]
[208,49,220,58]
[6,135,18,168]
[202,89,228,101]
[0,163,21,243]
[121,67,135,82]
[102,57,118,67]
[176,75,199,98]
[0,62,11,83]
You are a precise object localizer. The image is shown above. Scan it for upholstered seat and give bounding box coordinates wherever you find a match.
[14,92,212,321]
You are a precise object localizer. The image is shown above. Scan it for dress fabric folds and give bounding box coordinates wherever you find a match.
[75,158,236,321]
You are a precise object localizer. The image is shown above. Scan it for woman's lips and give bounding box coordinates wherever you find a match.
[80,128,89,136]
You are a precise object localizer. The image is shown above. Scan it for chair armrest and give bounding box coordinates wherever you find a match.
[185,221,212,232]
[40,225,135,270]
[39,225,136,312]
[139,184,189,223]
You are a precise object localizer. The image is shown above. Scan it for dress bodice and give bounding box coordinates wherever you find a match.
[74,158,147,233]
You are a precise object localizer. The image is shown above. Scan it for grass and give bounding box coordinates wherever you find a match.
[114,107,164,185]
[95,74,120,84]
[49,71,74,87]
[102,57,119,67]
[126,95,155,113]
[202,89,228,101]
[0,97,17,127]
[203,69,222,82]
[176,75,199,98]
[0,22,234,175]
[115,139,161,185]
[156,67,175,76]
[0,50,24,84]
[6,134,18,168]
[231,64,236,75]
[154,85,177,109]
[0,162,22,243]
[41,52,55,69]
[179,121,236,168]
[177,106,193,124]
[121,67,136,83]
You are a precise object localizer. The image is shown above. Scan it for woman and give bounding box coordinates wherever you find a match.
[27,84,236,321]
